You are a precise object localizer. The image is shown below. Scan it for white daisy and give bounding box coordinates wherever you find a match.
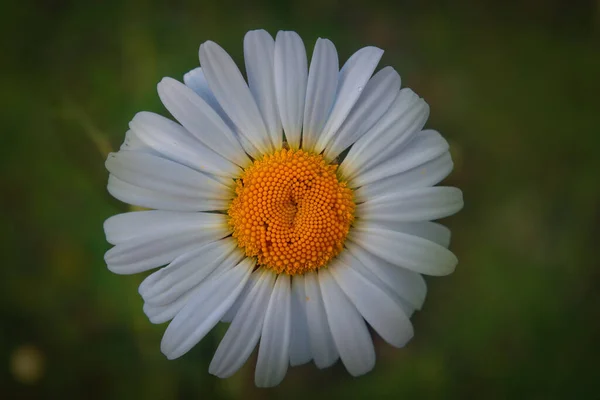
[103,29,463,387]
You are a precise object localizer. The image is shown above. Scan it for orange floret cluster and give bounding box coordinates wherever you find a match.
[228,148,355,275]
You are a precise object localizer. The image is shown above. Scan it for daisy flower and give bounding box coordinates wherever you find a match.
[103,29,463,387]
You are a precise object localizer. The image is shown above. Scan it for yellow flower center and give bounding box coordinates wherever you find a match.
[228,148,355,275]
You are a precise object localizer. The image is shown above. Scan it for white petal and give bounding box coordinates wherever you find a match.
[330,255,414,348]
[349,129,449,187]
[210,268,276,378]
[354,152,453,202]
[129,111,240,179]
[142,246,245,324]
[304,271,338,368]
[120,129,157,154]
[138,238,240,306]
[318,268,375,377]
[183,68,233,126]
[302,38,338,152]
[314,46,383,154]
[357,186,464,222]
[143,244,241,325]
[357,221,451,248]
[345,242,427,310]
[184,67,260,156]
[289,275,311,366]
[255,274,292,387]
[157,77,250,167]
[143,291,195,324]
[324,66,401,160]
[105,151,232,205]
[104,209,198,245]
[274,31,308,150]
[244,29,282,150]
[107,175,227,212]
[340,89,428,180]
[348,225,457,276]
[220,269,259,323]
[160,258,254,359]
[199,41,272,156]
[104,212,228,275]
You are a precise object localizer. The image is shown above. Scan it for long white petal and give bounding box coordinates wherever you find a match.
[348,225,457,276]
[302,38,338,152]
[324,67,400,160]
[104,212,228,274]
[119,129,157,154]
[355,221,451,248]
[210,268,276,377]
[199,40,272,156]
[354,152,453,202]
[319,268,375,377]
[160,258,254,360]
[330,255,414,348]
[141,246,245,324]
[105,151,232,207]
[289,275,311,366]
[244,30,282,150]
[304,271,339,368]
[107,175,227,212]
[345,242,427,310]
[184,67,260,157]
[221,269,259,323]
[183,68,233,127]
[340,88,428,180]
[349,129,449,187]
[157,77,250,167]
[138,239,240,306]
[357,186,464,222]
[104,210,201,245]
[255,274,292,387]
[274,31,307,150]
[129,111,240,179]
[314,46,383,154]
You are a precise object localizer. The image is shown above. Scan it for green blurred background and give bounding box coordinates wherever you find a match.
[2,0,599,398]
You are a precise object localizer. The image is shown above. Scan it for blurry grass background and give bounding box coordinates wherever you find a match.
[1,0,600,398]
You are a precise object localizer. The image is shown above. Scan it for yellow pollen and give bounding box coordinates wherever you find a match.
[228,148,355,275]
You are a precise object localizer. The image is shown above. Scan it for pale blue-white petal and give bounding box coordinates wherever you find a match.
[105,151,232,208]
[318,267,375,377]
[340,88,428,180]
[160,258,254,359]
[302,38,338,152]
[289,275,311,366]
[354,152,453,202]
[323,66,400,160]
[304,271,339,368]
[314,46,383,154]
[199,40,272,156]
[107,175,227,212]
[210,268,276,378]
[274,31,308,150]
[104,211,228,275]
[138,238,240,306]
[357,186,464,222]
[255,273,292,387]
[244,29,282,150]
[157,77,250,167]
[184,67,261,157]
[345,242,427,310]
[330,254,414,348]
[348,224,457,276]
[129,111,240,179]
[349,129,449,187]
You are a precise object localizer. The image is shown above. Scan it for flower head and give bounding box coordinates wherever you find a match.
[104,29,463,387]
